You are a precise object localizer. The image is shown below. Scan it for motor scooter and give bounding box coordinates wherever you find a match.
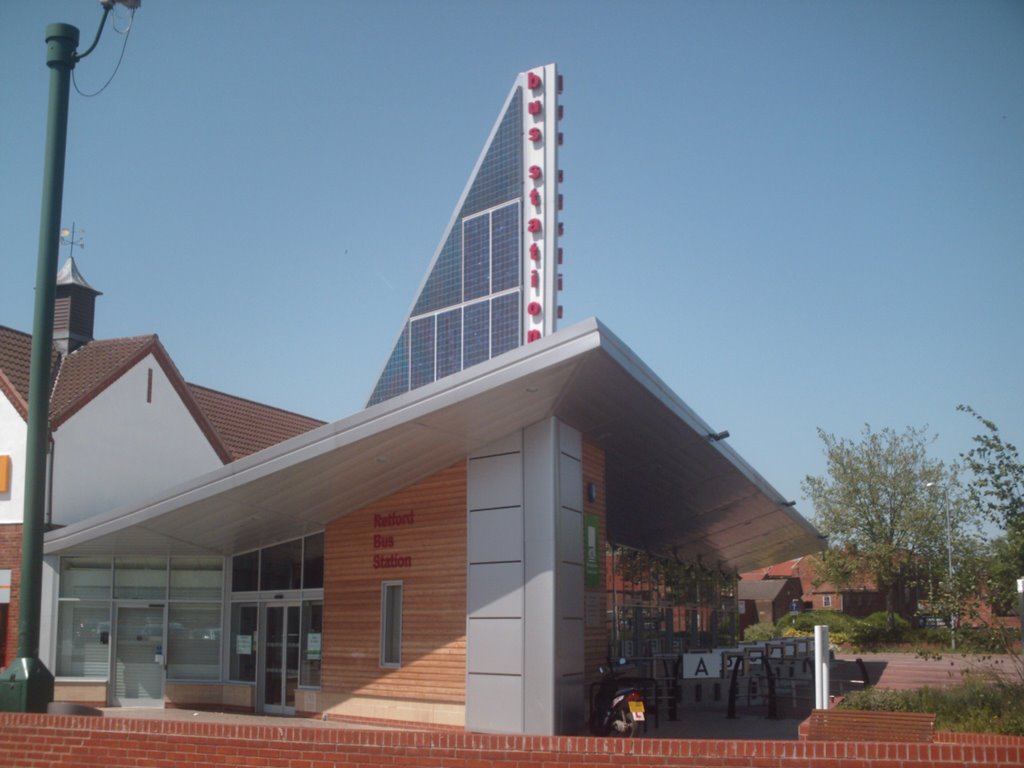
[589,658,646,737]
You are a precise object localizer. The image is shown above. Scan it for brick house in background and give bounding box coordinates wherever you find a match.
[0,256,324,666]
[741,555,887,619]
[737,576,804,635]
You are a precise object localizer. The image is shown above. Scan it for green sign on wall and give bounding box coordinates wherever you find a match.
[584,513,600,588]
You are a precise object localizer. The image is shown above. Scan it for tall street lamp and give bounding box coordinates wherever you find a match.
[0,0,140,714]
[925,481,955,651]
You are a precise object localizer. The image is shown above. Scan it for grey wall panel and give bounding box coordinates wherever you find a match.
[522,419,557,734]
[557,506,583,566]
[557,615,585,676]
[466,673,524,733]
[558,672,586,734]
[558,423,581,461]
[468,451,523,511]
[469,506,524,563]
[468,562,524,618]
[469,431,522,460]
[467,617,524,674]
[559,452,583,513]
[558,561,584,620]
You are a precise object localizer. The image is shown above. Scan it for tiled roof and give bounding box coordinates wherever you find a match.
[188,384,326,460]
[49,335,155,424]
[1,324,323,463]
[738,577,800,601]
[740,556,805,581]
[0,325,52,403]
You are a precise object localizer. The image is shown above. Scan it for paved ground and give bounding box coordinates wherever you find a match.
[92,653,1020,741]
[832,651,1020,692]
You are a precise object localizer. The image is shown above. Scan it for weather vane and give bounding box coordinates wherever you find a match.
[59,222,85,260]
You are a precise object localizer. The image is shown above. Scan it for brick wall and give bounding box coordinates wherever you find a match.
[0,713,1020,768]
[0,523,21,667]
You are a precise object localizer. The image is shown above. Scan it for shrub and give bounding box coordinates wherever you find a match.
[775,609,857,637]
[742,622,777,642]
[851,611,911,646]
[838,678,1024,736]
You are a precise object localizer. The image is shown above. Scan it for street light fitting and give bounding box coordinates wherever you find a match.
[101,0,142,10]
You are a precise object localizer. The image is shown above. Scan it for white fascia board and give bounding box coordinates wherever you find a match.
[45,319,604,555]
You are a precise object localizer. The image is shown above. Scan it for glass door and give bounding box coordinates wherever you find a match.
[262,604,300,714]
[111,605,165,707]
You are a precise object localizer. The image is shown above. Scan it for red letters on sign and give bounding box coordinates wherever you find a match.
[527,218,542,233]
[527,302,542,316]
[530,243,540,261]
[528,100,542,116]
[527,330,541,343]
[530,188,541,207]
[528,127,542,143]
[529,165,542,180]
[527,72,542,90]
[530,269,539,288]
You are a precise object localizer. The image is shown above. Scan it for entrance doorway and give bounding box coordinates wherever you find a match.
[112,604,165,706]
[261,603,300,714]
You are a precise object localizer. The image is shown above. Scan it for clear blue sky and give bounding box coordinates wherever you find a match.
[2,1,1022,522]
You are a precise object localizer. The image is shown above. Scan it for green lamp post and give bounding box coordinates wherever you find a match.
[0,1,139,714]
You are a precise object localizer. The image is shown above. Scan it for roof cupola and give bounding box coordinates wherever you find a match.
[54,255,102,354]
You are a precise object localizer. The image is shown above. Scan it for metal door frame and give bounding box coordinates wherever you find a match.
[257,601,301,715]
[109,602,167,707]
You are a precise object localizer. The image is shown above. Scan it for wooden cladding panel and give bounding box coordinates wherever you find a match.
[323,462,467,703]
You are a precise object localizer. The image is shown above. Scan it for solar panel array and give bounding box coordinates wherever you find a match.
[369,89,524,406]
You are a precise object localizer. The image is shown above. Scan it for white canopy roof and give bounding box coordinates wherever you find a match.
[45,318,822,572]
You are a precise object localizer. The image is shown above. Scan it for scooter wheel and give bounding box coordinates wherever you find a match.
[607,702,638,737]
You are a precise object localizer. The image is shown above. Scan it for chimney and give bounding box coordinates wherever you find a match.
[54,256,102,355]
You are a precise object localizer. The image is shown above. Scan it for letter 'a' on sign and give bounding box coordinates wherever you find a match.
[368,64,561,407]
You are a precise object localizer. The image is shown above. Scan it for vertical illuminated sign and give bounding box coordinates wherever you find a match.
[522,63,562,344]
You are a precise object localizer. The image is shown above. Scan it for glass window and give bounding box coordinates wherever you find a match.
[260,539,302,592]
[491,203,520,292]
[170,557,223,601]
[167,604,221,680]
[229,603,258,682]
[113,557,167,600]
[300,600,323,688]
[410,316,436,391]
[435,308,462,380]
[463,300,489,368]
[56,601,111,677]
[463,214,490,300]
[491,293,520,358]
[59,557,111,599]
[232,550,259,593]
[380,581,403,667]
[367,323,410,406]
[302,534,324,590]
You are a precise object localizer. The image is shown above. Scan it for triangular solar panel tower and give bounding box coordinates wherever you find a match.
[368,64,563,406]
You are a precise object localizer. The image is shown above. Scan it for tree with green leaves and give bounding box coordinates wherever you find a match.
[958,404,1024,617]
[803,424,972,631]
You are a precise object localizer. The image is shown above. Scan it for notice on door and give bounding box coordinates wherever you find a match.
[236,634,252,655]
[307,632,321,660]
